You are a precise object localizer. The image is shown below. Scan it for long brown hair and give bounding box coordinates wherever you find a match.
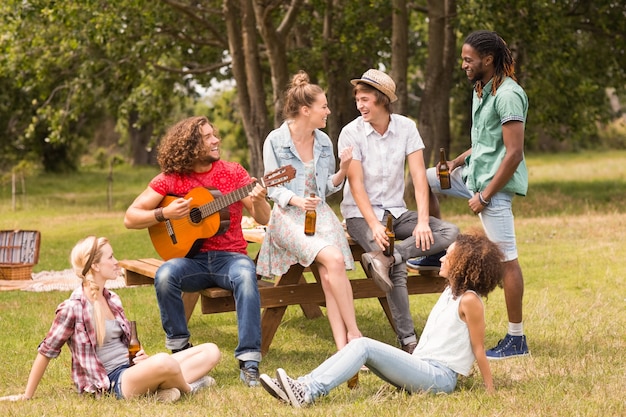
[157,116,218,174]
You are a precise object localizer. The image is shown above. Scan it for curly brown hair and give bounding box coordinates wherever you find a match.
[157,116,216,174]
[446,232,504,298]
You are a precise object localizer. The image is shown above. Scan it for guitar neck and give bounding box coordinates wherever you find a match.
[199,182,256,218]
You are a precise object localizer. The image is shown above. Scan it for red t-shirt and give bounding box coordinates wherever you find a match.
[149,160,252,255]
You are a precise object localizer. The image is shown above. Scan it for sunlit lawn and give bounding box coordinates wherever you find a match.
[1,150,625,416]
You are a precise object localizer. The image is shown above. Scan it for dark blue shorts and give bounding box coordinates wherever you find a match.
[108,364,130,399]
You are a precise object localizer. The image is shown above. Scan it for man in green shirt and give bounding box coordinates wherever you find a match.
[425,30,530,360]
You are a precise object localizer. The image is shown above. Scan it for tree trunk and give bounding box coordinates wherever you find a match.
[323,0,359,150]
[128,111,155,165]
[253,0,303,127]
[418,0,457,167]
[224,0,268,178]
[390,0,409,116]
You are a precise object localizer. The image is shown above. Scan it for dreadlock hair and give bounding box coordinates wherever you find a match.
[464,30,517,98]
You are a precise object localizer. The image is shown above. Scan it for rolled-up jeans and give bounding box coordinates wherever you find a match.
[154,251,262,362]
[300,337,457,401]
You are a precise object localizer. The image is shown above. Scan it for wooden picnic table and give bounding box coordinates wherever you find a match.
[119,229,446,356]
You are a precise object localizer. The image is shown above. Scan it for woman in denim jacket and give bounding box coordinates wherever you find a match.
[256,71,362,351]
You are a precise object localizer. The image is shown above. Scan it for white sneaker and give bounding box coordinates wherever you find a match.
[189,375,216,394]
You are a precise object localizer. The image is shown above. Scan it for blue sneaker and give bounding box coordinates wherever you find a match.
[406,251,445,271]
[240,361,260,387]
[486,334,530,360]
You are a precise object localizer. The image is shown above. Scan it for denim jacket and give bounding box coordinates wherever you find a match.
[263,122,342,208]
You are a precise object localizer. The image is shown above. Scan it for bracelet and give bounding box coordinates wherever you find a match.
[154,207,166,222]
[478,192,491,206]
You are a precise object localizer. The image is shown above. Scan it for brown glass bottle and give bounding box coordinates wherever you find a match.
[383,215,395,257]
[304,193,317,236]
[347,373,359,389]
[128,321,141,366]
[438,147,451,190]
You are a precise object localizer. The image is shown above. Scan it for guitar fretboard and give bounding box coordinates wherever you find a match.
[198,182,256,219]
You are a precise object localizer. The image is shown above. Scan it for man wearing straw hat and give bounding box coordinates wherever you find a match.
[338,69,459,353]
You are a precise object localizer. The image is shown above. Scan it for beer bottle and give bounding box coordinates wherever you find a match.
[438,147,451,190]
[347,373,359,389]
[304,193,317,236]
[383,215,395,257]
[128,321,141,366]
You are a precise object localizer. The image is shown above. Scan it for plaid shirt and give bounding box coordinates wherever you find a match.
[37,286,131,394]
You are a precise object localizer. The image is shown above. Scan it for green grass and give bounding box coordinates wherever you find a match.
[1,151,626,416]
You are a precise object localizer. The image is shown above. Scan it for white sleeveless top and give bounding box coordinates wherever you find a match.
[413,286,480,376]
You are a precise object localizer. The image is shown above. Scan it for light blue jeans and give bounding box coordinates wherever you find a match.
[300,337,457,401]
[154,251,262,362]
[427,167,518,261]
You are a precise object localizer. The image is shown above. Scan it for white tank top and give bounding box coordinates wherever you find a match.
[413,286,480,376]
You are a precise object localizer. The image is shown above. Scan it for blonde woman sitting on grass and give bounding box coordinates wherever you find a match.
[0,236,220,403]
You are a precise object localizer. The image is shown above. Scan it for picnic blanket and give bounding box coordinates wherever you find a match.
[0,269,126,292]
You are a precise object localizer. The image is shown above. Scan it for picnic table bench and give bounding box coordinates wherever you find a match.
[120,230,446,356]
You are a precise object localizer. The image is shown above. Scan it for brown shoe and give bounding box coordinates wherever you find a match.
[401,341,417,354]
[361,251,394,293]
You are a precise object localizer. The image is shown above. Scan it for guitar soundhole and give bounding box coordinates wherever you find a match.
[189,208,203,224]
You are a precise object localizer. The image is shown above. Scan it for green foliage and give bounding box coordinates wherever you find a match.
[292,0,394,82]
[455,0,626,149]
[1,0,625,173]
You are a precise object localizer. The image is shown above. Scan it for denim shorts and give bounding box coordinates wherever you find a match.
[427,167,519,261]
[108,364,130,400]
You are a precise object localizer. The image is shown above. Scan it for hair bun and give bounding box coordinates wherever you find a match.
[291,70,310,88]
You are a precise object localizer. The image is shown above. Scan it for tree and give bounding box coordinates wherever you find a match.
[455,0,626,149]
[417,0,457,166]
[2,0,625,178]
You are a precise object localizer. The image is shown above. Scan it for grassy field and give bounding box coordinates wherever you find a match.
[1,151,625,416]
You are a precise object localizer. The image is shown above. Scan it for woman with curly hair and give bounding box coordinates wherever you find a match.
[259,231,504,407]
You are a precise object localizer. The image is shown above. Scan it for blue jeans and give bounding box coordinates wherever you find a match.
[154,251,262,362]
[427,167,519,261]
[300,337,457,401]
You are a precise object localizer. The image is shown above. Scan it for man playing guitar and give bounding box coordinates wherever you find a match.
[124,116,274,388]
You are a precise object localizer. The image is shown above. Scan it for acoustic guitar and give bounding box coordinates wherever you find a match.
[149,165,295,260]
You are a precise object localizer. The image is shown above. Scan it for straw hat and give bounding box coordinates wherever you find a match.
[350,69,398,103]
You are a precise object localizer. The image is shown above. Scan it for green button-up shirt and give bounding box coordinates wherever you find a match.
[463,77,529,196]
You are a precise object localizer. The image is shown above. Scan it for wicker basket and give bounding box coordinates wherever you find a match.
[0,230,41,280]
[0,264,34,280]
